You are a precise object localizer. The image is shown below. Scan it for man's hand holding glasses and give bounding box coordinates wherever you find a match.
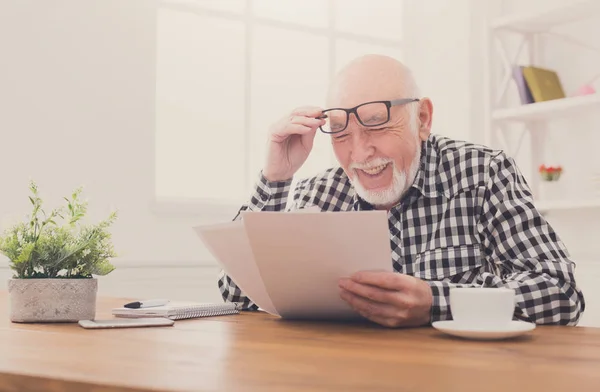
[262,106,326,182]
[262,98,419,182]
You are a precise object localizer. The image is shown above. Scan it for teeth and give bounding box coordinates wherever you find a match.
[361,163,388,175]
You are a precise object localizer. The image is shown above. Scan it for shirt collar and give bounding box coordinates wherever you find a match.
[352,134,443,211]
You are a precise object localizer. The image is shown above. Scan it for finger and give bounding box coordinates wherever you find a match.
[270,124,314,143]
[291,106,325,117]
[273,123,313,137]
[300,127,318,149]
[350,270,409,291]
[290,115,326,128]
[341,290,405,327]
[354,307,401,328]
[338,277,397,305]
[339,288,398,320]
[340,277,422,318]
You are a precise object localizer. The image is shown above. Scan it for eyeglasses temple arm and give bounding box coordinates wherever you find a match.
[390,98,420,106]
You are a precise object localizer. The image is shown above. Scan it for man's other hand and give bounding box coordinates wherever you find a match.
[338,271,433,328]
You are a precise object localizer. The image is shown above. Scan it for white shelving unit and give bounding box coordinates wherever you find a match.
[537,199,600,214]
[484,0,600,214]
[492,93,600,122]
[491,0,600,33]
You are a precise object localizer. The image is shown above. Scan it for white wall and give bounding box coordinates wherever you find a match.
[0,0,410,267]
[402,0,470,141]
[402,0,514,146]
[0,0,530,268]
[0,0,223,267]
[154,0,405,205]
[1,0,597,266]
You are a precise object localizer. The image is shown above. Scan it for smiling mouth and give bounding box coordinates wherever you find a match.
[358,162,390,176]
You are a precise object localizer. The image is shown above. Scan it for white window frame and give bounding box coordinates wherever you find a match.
[152,0,404,217]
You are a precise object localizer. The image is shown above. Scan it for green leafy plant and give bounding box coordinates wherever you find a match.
[0,181,118,279]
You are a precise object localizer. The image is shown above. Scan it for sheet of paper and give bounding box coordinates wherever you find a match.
[193,221,279,315]
[242,210,392,320]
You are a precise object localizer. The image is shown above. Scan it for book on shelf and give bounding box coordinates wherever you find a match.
[512,65,535,104]
[512,65,566,104]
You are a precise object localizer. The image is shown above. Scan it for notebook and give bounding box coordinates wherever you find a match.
[522,66,566,102]
[111,302,240,320]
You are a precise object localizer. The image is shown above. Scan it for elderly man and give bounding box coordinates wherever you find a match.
[218,54,585,327]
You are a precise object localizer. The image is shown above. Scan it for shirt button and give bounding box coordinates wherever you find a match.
[261,194,268,201]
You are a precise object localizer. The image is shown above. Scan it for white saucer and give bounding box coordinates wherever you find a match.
[432,320,536,340]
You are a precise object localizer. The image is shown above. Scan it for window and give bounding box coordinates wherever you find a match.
[155,0,405,208]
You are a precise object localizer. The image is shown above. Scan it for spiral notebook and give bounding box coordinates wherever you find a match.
[112,302,240,320]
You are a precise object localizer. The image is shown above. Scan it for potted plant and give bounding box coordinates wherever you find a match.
[0,181,117,323]
[539,164,563,181]
[538,164,564,202]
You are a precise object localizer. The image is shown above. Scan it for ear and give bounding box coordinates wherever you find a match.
[417,98,433,142]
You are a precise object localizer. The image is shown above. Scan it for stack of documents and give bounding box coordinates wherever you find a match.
[193,210,392,320]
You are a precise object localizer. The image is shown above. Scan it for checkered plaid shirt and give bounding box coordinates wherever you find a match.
[218,134,585,325]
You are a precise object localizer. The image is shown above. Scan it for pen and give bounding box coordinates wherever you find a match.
[123,299,170,309]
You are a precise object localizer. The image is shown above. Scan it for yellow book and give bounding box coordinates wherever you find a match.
[522,66,566,102]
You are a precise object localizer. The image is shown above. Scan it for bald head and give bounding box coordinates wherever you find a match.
[326,54,420,108]
[325,55,433,209]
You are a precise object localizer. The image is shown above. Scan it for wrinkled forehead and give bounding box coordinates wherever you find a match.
[326,70,407,109]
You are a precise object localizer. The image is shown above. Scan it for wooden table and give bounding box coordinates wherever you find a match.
[1,292,599,392]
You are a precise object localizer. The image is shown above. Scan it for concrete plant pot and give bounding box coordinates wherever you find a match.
[8,278,98,323]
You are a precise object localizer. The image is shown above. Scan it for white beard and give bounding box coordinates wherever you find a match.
[350,145,421,208]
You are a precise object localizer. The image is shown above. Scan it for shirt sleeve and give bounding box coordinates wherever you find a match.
[427,152,585,325]
[217,172,293,310]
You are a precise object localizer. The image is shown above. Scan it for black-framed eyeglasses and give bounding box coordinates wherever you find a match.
[318,98,419,134]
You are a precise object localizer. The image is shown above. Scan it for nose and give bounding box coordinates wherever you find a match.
[349,128,375,164]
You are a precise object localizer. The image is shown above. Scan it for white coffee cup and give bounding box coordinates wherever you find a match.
[449,287,516,327]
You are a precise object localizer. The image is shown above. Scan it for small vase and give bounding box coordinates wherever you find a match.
[7,278,98,323]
